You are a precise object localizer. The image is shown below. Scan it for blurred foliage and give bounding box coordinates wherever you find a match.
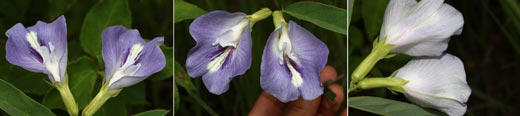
[0,0,173,115]
[174,0,347,115]
[349,0,520,115]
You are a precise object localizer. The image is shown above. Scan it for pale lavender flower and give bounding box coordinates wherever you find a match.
[186,11,252,94]
[261,21,329,102]
[102,26,166,90]
[5,16,68,83]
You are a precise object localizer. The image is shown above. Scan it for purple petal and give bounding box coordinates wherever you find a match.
[198,24,252,94]
[5,16,68,82]
[288,21,327,100]
[186,11,246,78]
[134,37,166,77]
[102,26,146,82]
[5,23,47,73]
[261,27,300,102]
[288,21,329,72]
[189,11,246,44]
[102,26,128,81]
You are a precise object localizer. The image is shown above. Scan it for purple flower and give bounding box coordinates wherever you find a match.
[261,21,329,102]
[186,11,253,94]
[102,26,166,90]
[5,16,68,83]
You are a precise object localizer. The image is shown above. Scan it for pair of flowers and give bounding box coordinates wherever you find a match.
[351,0,471,116]
[5,16,165,115]
[185,9,329,102]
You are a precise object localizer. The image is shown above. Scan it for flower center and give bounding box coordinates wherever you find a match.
[26,31,62,82]
[109,44,144,86]
[277,26,303,88]
[207,47,233,73]
[213,19,249,48]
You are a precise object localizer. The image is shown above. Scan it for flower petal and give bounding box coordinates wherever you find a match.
[134,37,166,77]
[381,0,464,56]
[197,24,252,94]
[102,26,146,82]
[396,54,470,116]
[186,11,247,77]
[261,26,300,102]
[5,23,47,73]
[288,21,328,100]
[189,11,247,44]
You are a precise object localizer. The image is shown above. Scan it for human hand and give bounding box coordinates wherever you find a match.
[249,65,346,116]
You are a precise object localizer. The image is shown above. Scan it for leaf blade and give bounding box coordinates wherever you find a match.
[284,1,347,35]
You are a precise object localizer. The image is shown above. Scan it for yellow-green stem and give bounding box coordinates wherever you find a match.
[82,84,121,116]
[350,38,394,88]
[55,74,78,116]
[247,8,272,27]
[272,11,286,27]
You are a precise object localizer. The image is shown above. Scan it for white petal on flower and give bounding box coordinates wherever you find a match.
[380,0,463,56]
[213,19,249,48]
[273,24,304,88]
[207,47,232,73]
[26,31,40,49]
[396,54,470,116]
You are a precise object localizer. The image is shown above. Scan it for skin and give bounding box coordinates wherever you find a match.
[249,65,346,116]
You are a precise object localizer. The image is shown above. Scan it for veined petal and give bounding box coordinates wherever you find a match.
[102,26,166,90]
[261,21,328,102]
[396,54,470,116]
[261,26,300,102]
[380,0,464,56]
[288,21,327,100]
[198,24,252,94]
[5,23,47,73]
[5,16,68,83]
[186,11,249,77]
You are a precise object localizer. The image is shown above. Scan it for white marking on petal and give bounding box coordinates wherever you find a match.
[108,44,145,86]
[286,59,303,88]
[26,31,62,82]
[207,47,232,73]
[213,19,249,48]
[26,31,40,49]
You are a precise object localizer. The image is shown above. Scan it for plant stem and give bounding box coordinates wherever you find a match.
[350,38,393,88]
[82,84,121,116]
[55,74,78,116]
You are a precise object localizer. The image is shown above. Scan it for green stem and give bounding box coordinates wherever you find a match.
[272,11,286,27]
[247,8,272,27]
[82,84,121,116]
[55,78,78,116]
[350,38,394,88]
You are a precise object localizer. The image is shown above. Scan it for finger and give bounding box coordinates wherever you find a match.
[249,92,286,116]
[283,97,322,116]
[320,65,338,83]
[317,84,345,116]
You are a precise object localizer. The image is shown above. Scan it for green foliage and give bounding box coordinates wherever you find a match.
[349,96,444,116]
[360,0,387,40]
[174,0,207,23]
[284,1,347,35]
[0,79,55,116]
[132,109,170,116]
[80,0,132,57]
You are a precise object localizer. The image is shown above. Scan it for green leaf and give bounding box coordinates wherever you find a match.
[0,79,55,116]
[174,84,180,111]
[284,1,347,35]
[48,0,78,18]
[150,46,173,81]
[132,109,170,116]
[347,0,355,28]
[174,0,206,23]
[361,0,388,40]
[80,0,132,57]
[43,56,98,110]
[349,96,444,116]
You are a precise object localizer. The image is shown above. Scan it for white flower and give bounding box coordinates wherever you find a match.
[395,54,471,116]
[380,0,463,56]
